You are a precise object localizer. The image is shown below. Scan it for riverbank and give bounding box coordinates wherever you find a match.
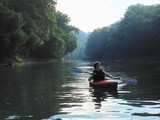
[0,57,60,66]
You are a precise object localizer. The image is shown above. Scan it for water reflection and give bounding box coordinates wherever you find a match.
[0,61,76,120]
[89,87,118,109]
[0,60,160,120]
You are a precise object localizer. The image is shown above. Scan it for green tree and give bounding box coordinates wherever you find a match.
[0,1,28,57]
[0,0,78,59]
[85,4,160,60]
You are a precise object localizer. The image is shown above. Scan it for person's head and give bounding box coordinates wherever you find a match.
[93,61,101,70]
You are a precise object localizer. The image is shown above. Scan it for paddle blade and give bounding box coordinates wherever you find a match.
[120,78,137,85]
[70,68,85,73]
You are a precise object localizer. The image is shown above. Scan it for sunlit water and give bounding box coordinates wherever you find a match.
[0,60,160,120]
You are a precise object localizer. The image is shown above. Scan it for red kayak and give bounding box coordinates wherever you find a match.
[89,79,118,90]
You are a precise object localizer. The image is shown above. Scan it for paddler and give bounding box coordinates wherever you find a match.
[88,61,112,81]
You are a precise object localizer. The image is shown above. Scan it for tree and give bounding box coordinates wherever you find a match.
[85,4,160,60]
[0,0,78,59]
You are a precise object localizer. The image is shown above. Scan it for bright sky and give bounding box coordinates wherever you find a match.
[56,0,160,32]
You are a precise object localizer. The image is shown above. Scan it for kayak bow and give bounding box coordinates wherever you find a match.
[89,79,118,90]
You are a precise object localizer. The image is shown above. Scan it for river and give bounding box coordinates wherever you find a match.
[0,60,160,120]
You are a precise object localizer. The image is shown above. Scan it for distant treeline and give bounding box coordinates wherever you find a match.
[0,0,78,59]
[85,4,160,59]
[65,31,89,60]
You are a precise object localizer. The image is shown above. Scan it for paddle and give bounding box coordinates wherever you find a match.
[70,67,137,85]
[70,68,93,74]
[113,77,137,85]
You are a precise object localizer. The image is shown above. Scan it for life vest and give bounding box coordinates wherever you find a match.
[93,69,105,81]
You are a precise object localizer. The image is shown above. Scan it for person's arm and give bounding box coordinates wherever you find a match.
[103,70,113,78]
[88,74,94,81]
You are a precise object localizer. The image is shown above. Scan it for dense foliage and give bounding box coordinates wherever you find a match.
[85,4,160,59]
[0,0,78,59]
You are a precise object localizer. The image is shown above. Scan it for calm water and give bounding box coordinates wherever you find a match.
[0,60,160,120]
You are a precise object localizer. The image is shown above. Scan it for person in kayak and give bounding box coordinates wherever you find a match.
[88,61,112,81]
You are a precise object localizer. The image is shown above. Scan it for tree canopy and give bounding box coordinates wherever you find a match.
[85,4,160,60]
[0,0,78,59]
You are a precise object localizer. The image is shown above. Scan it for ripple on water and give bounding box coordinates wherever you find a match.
[5,115,33,120]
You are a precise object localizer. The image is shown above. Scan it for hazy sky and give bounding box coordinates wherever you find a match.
[56,0,160,32]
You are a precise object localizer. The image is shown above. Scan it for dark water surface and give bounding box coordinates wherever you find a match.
[0,60,160,120]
